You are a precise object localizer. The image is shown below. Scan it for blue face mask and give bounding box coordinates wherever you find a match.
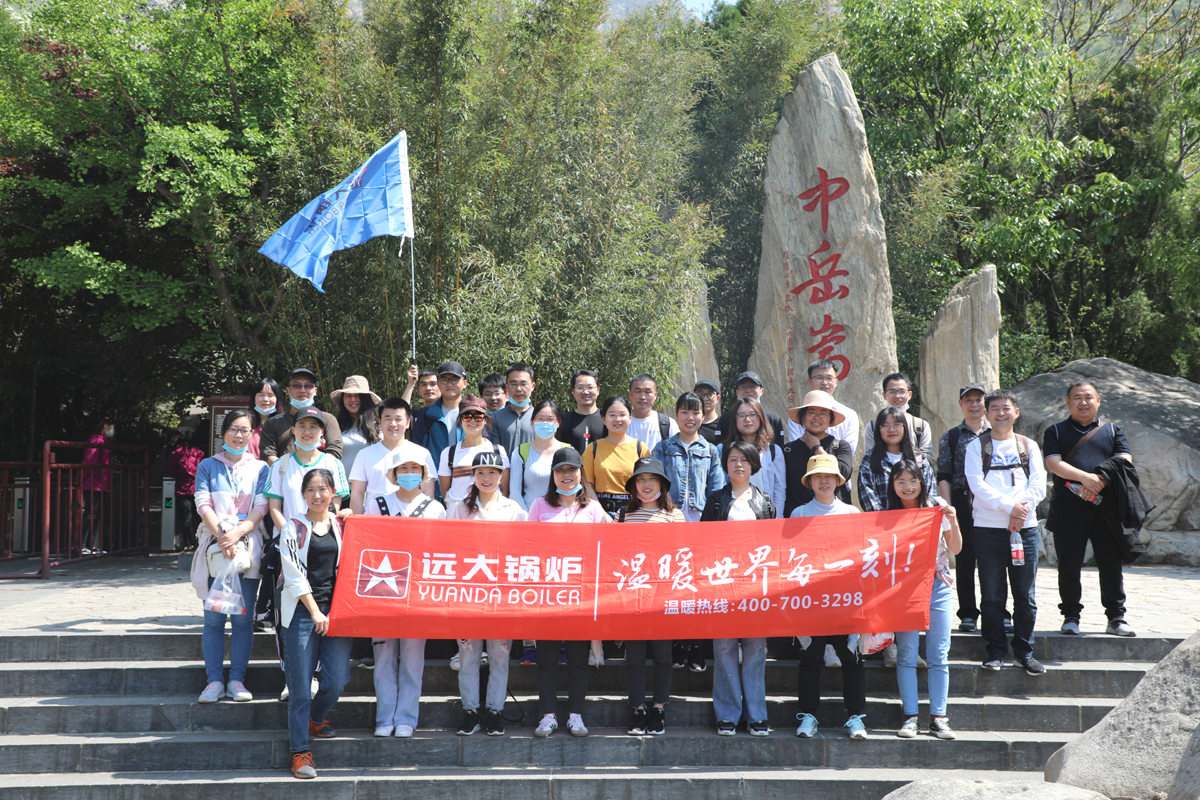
[395,473,423,491]
[510,397,531,409]
[222,443,249,456]
[290,396,316,410]
[255,404,276,416]
[295,440,319,451]
[557,483,583,496]
[534,421,559,439]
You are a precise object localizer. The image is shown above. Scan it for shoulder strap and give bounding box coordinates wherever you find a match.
[1014,434,1030,477]
[375,496,391,516]
[949,426,961,463]
[408,497,434,518]
[519,442,531,463]
[447,443,457,473]
[1063,422,1107,465]
[658,412,670,443]
[590,440,599,461]
[637,441,646,458]
[978,431,994,477]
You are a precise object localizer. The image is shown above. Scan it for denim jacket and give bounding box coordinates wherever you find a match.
[652,435,726,513]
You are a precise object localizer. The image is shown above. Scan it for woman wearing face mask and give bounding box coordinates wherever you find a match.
[446,452,526,737]
[366,449,446,738]
[527,448,609,739]
[887,461,962,741]
[248,378,284,458]
[510,400,572,511]
[701,441,776,737]
[81,418,115,555]
[583,396,649,519]
[331,376,382,490]
[190,410,270,705]
[617,457,682,737]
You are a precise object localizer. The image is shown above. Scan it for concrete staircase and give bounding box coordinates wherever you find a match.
[0,632,1178,799]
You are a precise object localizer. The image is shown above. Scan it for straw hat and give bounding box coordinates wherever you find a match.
[787,390,846,427]
[330,375,381,406]
[801,453,845,487]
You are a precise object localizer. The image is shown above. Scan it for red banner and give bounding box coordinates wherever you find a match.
[327,509,942,640]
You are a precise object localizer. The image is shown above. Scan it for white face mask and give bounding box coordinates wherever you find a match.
[255,404,276,416]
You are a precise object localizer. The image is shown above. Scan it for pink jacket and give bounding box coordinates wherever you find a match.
[82,434,111,493]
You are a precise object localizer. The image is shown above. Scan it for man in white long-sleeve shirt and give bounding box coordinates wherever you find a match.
[965,389,1048,676]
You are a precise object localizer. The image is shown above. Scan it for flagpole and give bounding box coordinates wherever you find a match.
[409,236,417,363]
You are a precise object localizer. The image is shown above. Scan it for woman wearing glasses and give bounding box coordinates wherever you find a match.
[719,398,784,517]
[437,395,511,504]
[190,410,270,704]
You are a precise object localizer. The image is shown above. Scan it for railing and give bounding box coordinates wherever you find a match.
[0,441,150,579]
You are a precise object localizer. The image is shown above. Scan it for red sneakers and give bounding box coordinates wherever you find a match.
[309,719,337,738]
[291,751,317,779]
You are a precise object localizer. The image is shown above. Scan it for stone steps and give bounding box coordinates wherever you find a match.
[0,692,1120,734]
[0,766,1047,800]
[0,727,1074,773]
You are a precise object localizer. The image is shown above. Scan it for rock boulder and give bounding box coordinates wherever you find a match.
[1046,631,1200,799]
[918,264,1001,448]
[747,53,897,446]
[668,285,721,399]
[885,778,1108,800]
[1012,357,1200,565]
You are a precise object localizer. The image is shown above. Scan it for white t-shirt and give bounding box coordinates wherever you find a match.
[368,493,447,519]
[350,440,438,505]
[340,426,370,478]
[790,497,861,518]
[627,414,679,451]
[725,490,759,521]
[264,452,349,523]
[719,442,784,518]
[446,495,527,521]
[438,442,510,502]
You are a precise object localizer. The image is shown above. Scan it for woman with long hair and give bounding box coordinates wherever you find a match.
[248,378,284,459]
[720,398,784,516]
[858,406,937,513]
[582,396,650,518]
[887,460,962,741]
[279,468,352,779]
[190,410,270,705]
[331,375,382,486]
[446,451,526,737]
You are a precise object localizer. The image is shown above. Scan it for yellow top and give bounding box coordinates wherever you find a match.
[583,439,646,494]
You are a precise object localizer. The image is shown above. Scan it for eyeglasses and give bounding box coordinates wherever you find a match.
[289,383,317,391]
[735,413,760,421]
[880,423,905,431]
[885,388,910,397]
[227,428,253,436]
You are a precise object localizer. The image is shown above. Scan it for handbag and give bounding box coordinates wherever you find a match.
[204,518,252,576]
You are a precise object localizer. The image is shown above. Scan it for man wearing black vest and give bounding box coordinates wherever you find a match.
[1043,380,1135,637]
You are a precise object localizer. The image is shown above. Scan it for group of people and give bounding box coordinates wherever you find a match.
[185,358,1137,780]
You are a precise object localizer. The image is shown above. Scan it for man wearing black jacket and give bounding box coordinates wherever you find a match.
[782,390,853,516]
[1043,380,1135,637]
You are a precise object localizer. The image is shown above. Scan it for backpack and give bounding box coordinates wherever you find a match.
[375,495,434,518]
[656,412,671,445]
[978,431,1030,482]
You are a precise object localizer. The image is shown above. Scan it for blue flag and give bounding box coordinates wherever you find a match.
[259,131,415,292]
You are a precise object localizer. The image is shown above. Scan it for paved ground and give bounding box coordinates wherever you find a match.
[0,553,1196,637]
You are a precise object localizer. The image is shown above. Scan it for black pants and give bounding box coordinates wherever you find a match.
[1053,499,1127,622]
[175,495,199,549]
[952,489,1010,623]
[625,640,672,707]
[798,635,865,717]
[536,640,589,715]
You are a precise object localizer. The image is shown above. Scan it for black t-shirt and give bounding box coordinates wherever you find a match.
[715,408,787,449]
[1043,418,1130,503]
[306,530,340,612]
[558,410,604,454]
[699,420,723,445]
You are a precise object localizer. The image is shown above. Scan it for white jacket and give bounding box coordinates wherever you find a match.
[279,515,343,629]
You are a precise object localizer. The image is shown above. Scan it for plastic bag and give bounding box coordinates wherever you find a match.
[857,632,894,655]
[204,561,247,616]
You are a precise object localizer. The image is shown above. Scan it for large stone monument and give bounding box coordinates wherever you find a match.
[747,53,897,441]
[918,264,1002,447]
[668,286,722,399]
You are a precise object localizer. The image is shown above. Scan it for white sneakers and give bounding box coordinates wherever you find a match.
[567,713,589,737]
[823,644,842,668]
[375,724,415,737]
[375,725,395,737]
[198,682,223,704]
[534,714,558,738]
[225,681,252,702]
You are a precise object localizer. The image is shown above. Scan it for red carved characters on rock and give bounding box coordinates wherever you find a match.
[791,168,853,380]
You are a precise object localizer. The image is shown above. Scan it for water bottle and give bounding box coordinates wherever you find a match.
[1010,530,1025,566]
[1067,481,1103,506]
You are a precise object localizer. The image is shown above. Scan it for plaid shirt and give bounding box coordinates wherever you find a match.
[936,421,990,495]
[857,452,937,512]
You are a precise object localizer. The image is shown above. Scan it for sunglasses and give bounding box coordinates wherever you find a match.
[461,412,487,421]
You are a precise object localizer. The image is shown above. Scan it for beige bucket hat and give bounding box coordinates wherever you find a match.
[787,390,846,427]
[330,375,382,406]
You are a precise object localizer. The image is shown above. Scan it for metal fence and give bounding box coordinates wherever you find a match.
[0,441,150,579]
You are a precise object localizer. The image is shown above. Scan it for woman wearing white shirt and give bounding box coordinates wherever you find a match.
[331,375,382,486]
[719,398,784,516]
[439,395,510,503]
[509,400,570,510]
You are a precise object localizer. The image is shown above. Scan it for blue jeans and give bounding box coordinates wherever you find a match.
[976,525,1039,660]
[458,639,511,712]
[373,638,425,728]
[896,579,952,716]
[202,575,259,684]
[282,605,352,753]
[712,638,767,723]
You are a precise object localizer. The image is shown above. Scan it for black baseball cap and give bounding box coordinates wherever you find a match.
[471,451,505,470]
[438,360,467,378]
[693,379,720,394]
[292,407,326,428]
[959,383,986,398]
[288,368,317,383]
[552,448,583,470]
[735,371,763,388]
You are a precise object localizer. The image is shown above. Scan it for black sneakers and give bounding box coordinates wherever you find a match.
[672,643,687,669]
[457,709,480,735]
[628,707,647,736]
[1019,655,1046,676]
[687,645,706,673]
[646,706,666,735]
[485,709,505,736]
